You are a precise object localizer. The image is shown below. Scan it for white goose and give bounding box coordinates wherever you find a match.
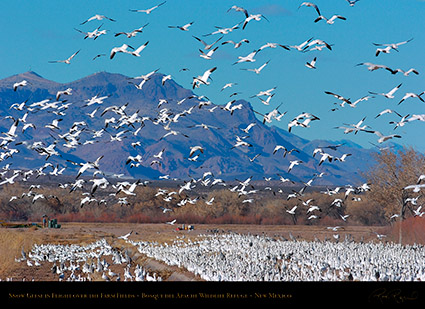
[222,39,249,49]
[129,41,149,57]
[13,80,30,91]
[199,46,218,60]
[314,15,346,24]
[241,60,270,74]
[49,50,80,64]
[369,83,402,99]
[305,57,317,69]
[192,67,217,89]
[298,2,321,15]
[129,1,166,14]
[80,14,115,25]
[233,50,259,65]
[168,22,194,31]
[110,44,133,59]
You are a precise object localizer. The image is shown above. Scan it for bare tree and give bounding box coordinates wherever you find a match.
[364,147,425,240]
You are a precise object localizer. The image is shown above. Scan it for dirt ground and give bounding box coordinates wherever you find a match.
[0,222,391,281]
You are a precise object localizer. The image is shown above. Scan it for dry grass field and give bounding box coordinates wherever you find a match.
[0,221,391,281]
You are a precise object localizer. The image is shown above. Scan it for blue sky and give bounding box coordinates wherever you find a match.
[2,0,425,151]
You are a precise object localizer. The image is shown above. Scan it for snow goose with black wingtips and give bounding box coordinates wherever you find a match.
[80,14,115,25]
[314,15,346,25]
[110,44,134,59]
[129,1,166,14]
[369,83,402,99]
[49,50,80,64]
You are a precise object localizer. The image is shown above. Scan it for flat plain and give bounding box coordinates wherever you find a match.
[0,222,390,281]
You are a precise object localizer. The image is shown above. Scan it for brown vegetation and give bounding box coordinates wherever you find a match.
[0,222,392,281]
[0,147,424,244]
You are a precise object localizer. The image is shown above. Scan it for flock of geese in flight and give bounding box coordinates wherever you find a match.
[2,1,425,229]
[4,1,425,282]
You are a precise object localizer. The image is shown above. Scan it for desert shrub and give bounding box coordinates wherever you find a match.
[390,217,425,245]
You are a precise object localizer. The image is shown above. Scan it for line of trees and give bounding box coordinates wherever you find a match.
[0,147,424,233]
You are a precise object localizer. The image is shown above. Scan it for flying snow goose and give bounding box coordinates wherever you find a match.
[115,24,149,38]
[168,21,194,31]
[166,219,176,225]
[189,145,204,157]
[273,145,286,155]
[336,153,352,162]
[346,0,361,6]
[129,1,166,14]
[162,74,171,85]
[199,46,218,60]
[110,44,134,59]
[221,82,237,91]
[240,122,256,133]
[404,183,425,193]
[257,93,274,105]
[56,88,72,101]
[373,38,413,51]
[68,155,104,179]
[80,14,115,25]
[305,39,333,51]
[233,50,259,64]
[258,42,290,51]
[375,45,394,57]
[375,109,401,118]
[346,95,374,108]
[288,160,303,173]
[314,15,346,24]
[0,173,19,186]
[89,177,109,195]
[83,95,109,107]
[153,148,165,160]
[290,37,313,51]
[231,137,252,149]
[192,67,217,89]
[13,80,30,91]
[204,24,240,36]
[365,130,402,143]
[305,57,317,69]
[356,62,394,72]
[49,50,80,64]
[44,119,62,130]
[129,41,149,57]
[222,39,249,49]
[393,68,419,76]
[389,114,410,130]
[318,152,334,166]
[242,13,268,30]
[74,24,106,40]
[398,92,424,105]
[298,2,321,15]
[227,5,248,16]
[335,117,369,134]
[193,35,223,50]
[369,83,402,99]
[241,60,270,74]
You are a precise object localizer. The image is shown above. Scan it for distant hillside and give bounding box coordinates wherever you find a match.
[0,71,379,185]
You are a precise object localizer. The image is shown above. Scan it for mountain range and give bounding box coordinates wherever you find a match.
[0,70,381,186]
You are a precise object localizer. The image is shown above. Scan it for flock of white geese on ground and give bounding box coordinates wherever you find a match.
[6,232,425,281]
[6,238,162,282]
[129,233,425,281]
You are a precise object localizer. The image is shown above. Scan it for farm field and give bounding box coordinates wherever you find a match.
[2,222,425,306]
[0,222,391,282]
